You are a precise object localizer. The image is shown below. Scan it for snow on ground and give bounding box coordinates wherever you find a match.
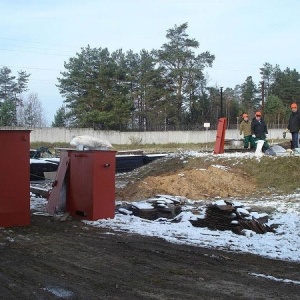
[30,192,300,263]
[87,194,300,262]
[30,151,300,263]
[249,273,300,285]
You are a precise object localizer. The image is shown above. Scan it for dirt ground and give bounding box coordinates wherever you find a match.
[1,154,300,299]
[1,214,300,300]
[117,165,257,201]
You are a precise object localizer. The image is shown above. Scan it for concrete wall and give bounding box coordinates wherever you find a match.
[0,127,287,145]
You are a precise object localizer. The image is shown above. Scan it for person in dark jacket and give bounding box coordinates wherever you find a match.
[251,111,269,151]
[288,103,300,149]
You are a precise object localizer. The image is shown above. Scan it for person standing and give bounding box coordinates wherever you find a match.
[239,113,255,149]
[251,111,269,151]
[288,103,300,149]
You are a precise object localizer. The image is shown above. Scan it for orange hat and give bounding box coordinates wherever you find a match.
[255,111,262,116]
[242,113,248,118]
[291,103,298,109]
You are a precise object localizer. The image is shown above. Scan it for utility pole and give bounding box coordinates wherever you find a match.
[220,87,223,118]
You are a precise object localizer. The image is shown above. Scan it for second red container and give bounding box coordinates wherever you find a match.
[67,150,116,220]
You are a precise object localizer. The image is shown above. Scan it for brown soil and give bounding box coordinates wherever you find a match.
[117,165,257,201]
[2,154,300,299]
[1,214,300,299]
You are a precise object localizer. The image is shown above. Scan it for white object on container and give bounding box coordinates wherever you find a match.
[70,135,112,150]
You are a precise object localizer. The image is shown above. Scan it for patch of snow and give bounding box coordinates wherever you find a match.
[211,164,230,171]
[213,200,227,206]
[236,207,250,216]
[131,201,154,210]
[28,151,300,263]
[30,159,57,165]
[42,286,74,298]
[118,208,133,215]
[250,273,300,285]
[29,191,300,262]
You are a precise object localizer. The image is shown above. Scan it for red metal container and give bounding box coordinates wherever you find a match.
[67,150,116,220]
[0,130,31,227]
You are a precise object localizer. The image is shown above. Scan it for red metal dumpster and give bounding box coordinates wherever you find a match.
[0,130,31,227]
[67,150,116,220]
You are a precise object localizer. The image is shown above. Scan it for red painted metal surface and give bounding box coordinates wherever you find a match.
[67,150,116,220]
[0,130,31,227]
[214,117,227,154]
[46,151,70,215]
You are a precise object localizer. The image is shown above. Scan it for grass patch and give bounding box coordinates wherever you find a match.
[187,155,300,194]
[136,155,300,194]
[240,156,300,193]
[30,142,69,149]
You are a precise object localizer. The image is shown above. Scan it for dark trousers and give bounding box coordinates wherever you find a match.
[243,135,255,149]
[291,132,299,149]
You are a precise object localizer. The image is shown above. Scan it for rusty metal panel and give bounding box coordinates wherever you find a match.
[0,130,31,227]
[46,151,70,215]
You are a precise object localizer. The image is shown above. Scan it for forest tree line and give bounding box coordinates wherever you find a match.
[1,23,300,130]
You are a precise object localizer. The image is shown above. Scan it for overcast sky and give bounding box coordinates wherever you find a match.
[1,0,299,124]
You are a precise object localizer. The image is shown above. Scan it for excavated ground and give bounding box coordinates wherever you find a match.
[1,152,300,299]
[117,165,257,201]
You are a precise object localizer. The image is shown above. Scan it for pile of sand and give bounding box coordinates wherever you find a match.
[117,165,256,201]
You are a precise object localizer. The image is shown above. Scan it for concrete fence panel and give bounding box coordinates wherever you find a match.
[0,127,287,145]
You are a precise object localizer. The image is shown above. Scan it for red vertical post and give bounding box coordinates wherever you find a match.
[0,130,31,227]
[214,118,227,154]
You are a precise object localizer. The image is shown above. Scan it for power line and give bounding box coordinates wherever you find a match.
[0,37,81,49]
[0,47,71,57]
[0,38,267,74]
[0,42,74,54]
[0,64,61,72]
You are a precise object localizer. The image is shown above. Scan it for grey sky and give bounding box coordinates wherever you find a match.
[1,0,299,123]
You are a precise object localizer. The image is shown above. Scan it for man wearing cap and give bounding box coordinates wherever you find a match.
[239,113,255,149]
[251,111,269,151]
[288,103,300,149]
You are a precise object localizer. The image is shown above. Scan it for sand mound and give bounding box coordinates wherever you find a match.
[117,165,256,201]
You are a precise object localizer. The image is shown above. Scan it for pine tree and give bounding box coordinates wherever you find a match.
[0,67,30,126]
[155,23,214,124]
[52,106,67,127]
